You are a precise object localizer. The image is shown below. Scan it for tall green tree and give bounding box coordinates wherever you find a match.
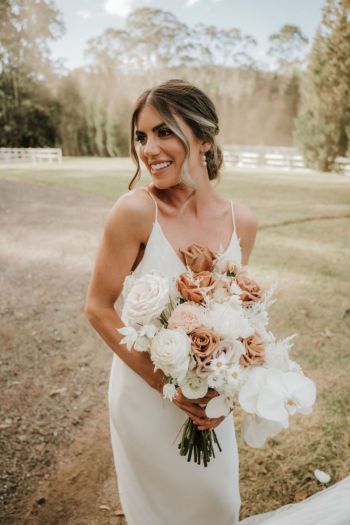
[0,0,64,147]
[294,0,350,171]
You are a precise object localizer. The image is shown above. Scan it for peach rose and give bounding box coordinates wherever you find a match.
[189,326,219,369]
[240,333,265,367]
[176,271,217,303]
[180,244,217,273]
[236,274,263,303]
[167,302,204,333]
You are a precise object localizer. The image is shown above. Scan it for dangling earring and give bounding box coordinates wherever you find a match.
[202,152,207,166]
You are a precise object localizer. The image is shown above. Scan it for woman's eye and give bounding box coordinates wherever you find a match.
[135,128,172,144]
[159,128,172,137]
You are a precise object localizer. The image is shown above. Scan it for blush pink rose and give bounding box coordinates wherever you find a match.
[168,303,204,333]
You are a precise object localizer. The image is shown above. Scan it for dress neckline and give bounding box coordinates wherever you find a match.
[135,187,240,274]
[154,221,236,271]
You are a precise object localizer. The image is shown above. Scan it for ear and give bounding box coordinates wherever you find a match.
[201,141,212,153]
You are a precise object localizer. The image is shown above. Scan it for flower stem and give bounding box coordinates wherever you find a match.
[177,418,222,466]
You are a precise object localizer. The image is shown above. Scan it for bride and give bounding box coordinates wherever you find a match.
[84,79,350,525]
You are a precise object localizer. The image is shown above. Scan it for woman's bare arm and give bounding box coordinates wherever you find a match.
[84,190,165,393]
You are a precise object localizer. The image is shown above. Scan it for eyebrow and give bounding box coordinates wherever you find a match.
[135,122,166,134]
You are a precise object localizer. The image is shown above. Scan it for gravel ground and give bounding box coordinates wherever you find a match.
[0,179,125,525]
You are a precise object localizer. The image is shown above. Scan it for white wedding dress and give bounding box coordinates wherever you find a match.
[109,189,350,525]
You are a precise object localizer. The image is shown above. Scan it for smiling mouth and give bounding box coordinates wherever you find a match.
[150,161,173,173]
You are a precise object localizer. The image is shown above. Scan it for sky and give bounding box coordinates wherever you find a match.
[50,0,326,70]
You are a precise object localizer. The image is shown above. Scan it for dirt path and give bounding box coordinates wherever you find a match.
[0,180,126,524]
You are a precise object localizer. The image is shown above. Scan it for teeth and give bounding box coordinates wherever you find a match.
[151,161,172,171]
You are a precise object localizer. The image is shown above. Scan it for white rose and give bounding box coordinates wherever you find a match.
[121,273,137,300]
[204,303,253,340]
[122,272,170,325]
[150,328,191,382]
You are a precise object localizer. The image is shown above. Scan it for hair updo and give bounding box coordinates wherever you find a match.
[129,78,223,190]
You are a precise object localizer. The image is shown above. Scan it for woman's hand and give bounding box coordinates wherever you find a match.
[172,387,227,431]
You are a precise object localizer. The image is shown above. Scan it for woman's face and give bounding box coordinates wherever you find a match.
[135,103,205,189]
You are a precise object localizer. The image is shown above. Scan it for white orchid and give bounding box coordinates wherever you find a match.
[241,414,287,448]
[239,367,316,423]
[288,359,303,374]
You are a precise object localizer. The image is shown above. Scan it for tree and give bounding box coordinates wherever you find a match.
[0,0,64,147]
[294,0,350,171]
[128,8,196,70]
[85,8,257,74]
[268,25,309,73]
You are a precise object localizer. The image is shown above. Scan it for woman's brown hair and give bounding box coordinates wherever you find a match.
[128,79,223,190]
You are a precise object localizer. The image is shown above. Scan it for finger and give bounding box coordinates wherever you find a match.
[182,403,207,419]
[179,398,208,417]
[173,394,207,419]
[198,416,225,430]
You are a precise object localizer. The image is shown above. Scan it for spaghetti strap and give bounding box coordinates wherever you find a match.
[230,200,237,237]
[141,187,158,223]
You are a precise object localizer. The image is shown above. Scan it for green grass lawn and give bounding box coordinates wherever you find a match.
[2,157,350,516]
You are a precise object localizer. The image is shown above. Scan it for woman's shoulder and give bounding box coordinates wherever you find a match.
[104,187,155,241]
[110,186,154,219]
[234,202,258,234]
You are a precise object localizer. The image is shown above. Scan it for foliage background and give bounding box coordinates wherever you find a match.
[1,0,349,169]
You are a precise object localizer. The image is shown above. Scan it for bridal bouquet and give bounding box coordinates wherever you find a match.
[117,245,316,466]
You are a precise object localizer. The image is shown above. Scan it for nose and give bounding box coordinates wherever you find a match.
[143,135,161,157]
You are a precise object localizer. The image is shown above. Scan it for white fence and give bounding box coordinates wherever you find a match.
[0,148,62,164]
[223,145,350,173]
[1,146,348,173]
[223,146,305,170]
